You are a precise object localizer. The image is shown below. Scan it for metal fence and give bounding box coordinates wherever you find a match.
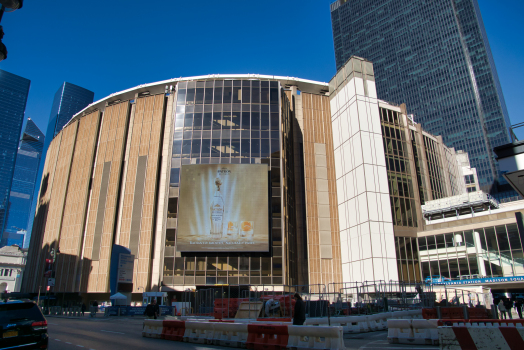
[177,281,488,318]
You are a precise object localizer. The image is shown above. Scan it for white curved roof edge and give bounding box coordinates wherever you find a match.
[63,74,329,129]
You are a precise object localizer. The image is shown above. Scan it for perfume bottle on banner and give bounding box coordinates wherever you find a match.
[210,177,224,239]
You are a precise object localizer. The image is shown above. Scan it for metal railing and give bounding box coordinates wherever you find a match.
[175,280,488,319]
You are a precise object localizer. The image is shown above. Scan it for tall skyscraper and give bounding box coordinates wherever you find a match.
[27,82,94,244]
[1,119,44,247]
[330,0,514,201]
[0,69,31,239]
[45,82,95,142]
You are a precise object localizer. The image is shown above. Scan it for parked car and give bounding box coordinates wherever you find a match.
[424,275,451,283]
[0,300,48,349]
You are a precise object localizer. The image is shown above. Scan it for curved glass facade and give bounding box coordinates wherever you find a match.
[165,79,286,287]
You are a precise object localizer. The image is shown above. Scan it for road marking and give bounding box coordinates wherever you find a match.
[100,330,125,334]
[55,339,61,341]
[66,342,72,344]
[77,345,84,347]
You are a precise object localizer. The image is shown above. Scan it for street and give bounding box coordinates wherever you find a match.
[46,315,439,350]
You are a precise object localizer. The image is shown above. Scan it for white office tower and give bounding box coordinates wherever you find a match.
[329,56,399,283]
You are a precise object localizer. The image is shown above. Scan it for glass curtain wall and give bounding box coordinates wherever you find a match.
[418,223,524,281]
[410,130,428,205]
[380,108,418,228]
[423,136,447,200]
[396,236,422,283]
[165,79,283,287]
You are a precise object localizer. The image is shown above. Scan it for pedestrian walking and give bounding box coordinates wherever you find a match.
[91,300,98,317]
[504,299,514,319]
[81,303,86,316]
[498,299,507,319]
[515,299,523,319]
[293,293,306,325]
[144,299,160,319]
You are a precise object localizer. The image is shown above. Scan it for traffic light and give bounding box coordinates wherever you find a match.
[0,26,5,61]
[0,0,23,62]
[0,1,23,10]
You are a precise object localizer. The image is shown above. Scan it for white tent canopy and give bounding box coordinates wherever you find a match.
[109,292,127,300]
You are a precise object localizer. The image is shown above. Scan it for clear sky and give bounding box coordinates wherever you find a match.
[1,0,523,138]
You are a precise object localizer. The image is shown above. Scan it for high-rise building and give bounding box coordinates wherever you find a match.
[46,82,95,142]
[0,69,31,240]
[1,118,44,248]
[330,0,515,201]
[23,67,474,299]
[27,83,94,246]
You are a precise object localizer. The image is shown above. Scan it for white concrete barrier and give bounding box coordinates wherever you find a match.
[407,309,423,319]
[391,311,410,319]
[183,321,215,344]
[142,319,163,338]
[388,319,439,345]
[288,326,345,350]
[387,319,413,343]
[212,322,249,348]
[411,319,439,345]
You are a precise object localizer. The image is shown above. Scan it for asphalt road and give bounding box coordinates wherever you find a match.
[46,316,439,350]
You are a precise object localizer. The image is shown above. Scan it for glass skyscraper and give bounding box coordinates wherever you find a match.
[27,82,94,245]
[0,69,31,241]
[1,118,44,247]
[330,0,514,201]
[46,82,95,141]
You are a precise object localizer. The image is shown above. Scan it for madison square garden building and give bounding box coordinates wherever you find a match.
[23,58,488,298]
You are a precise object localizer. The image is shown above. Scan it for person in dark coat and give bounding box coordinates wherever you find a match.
[504,299,514,319]
[293,293,306,325]
[515,299,523,319]
[81,303,86,316]
[144,299,160,319]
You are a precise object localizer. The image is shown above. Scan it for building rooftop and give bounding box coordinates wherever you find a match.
[421,191,499,221]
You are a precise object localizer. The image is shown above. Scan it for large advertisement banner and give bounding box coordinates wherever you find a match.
[177,164,269,252]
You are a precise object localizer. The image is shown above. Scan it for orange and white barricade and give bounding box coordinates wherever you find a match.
[439,319,524,350]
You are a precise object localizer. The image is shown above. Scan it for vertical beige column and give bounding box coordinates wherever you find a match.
[22,134,63,292]
[151,91,176,291]
[56,111,101,292]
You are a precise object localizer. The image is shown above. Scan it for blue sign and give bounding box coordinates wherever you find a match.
[429,276,524,286]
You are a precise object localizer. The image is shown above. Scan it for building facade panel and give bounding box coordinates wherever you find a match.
[301,92,342,287]
[29,83,95,245]
[22,132,62,293]
[82,102,130,292]
[330,57,399,283]
[39,122,79,289]
[117,94,165,292]
[55,111,101,292]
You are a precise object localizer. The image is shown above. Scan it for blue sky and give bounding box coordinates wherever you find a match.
[1,0,523,138]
